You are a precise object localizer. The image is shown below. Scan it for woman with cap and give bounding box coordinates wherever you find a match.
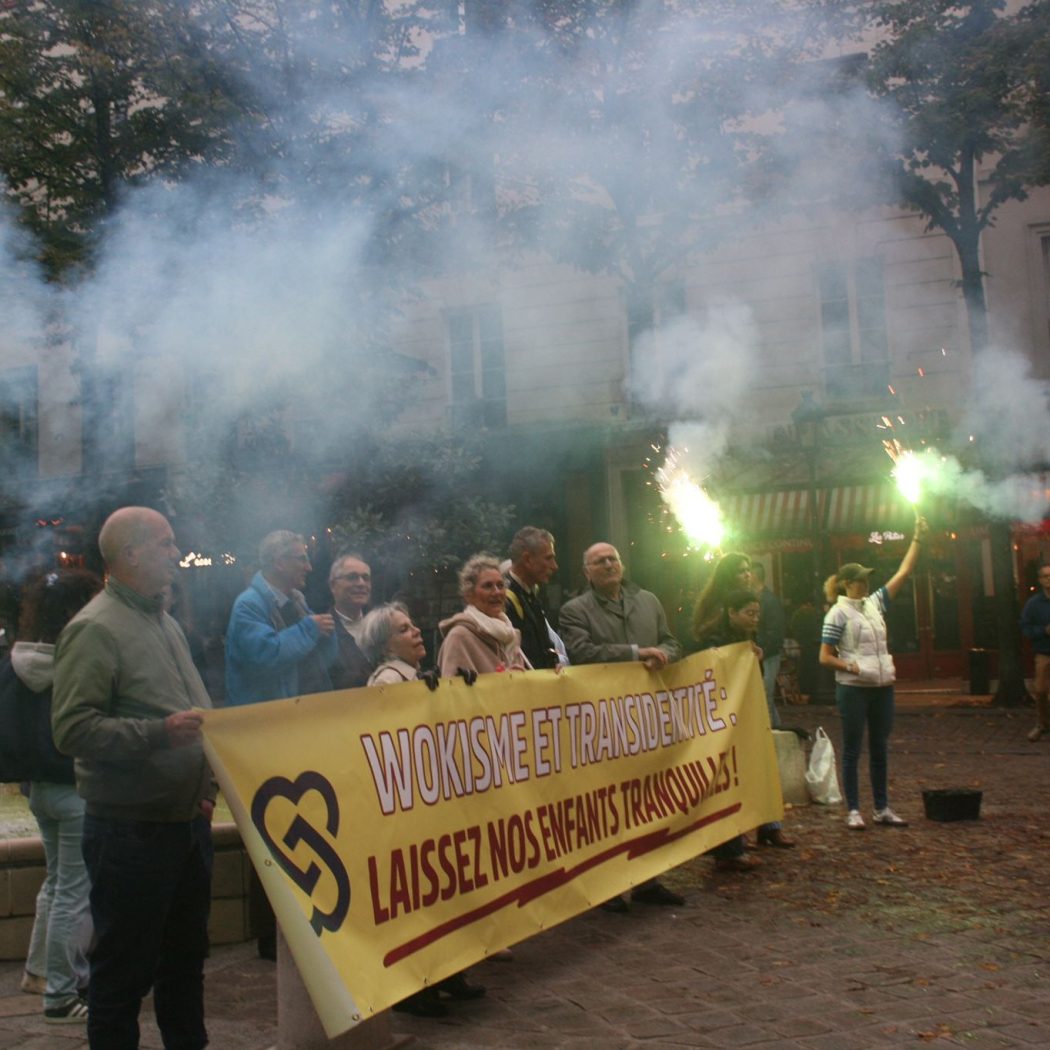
[819,517,929,830]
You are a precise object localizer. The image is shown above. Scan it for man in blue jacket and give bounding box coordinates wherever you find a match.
[224,530,336,706]
[1022,564,1050,742]
[224,530,337,959]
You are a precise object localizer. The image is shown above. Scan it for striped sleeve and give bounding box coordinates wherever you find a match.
[821,607,845,646]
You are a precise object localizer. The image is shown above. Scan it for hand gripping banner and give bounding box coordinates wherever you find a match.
[202,643,783,1037]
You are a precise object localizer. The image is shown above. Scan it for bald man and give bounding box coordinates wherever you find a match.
[53,506,215,1050]
[557,541,684,910]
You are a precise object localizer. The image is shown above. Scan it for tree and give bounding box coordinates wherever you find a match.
[0,0,250,276]
[481,2,772,325]
[788,1,1050,705]
[324,431,516,615]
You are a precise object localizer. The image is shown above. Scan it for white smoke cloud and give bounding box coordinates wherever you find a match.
[961,348,1050,473]
[629,298,758,478]
[0,1,1045,548]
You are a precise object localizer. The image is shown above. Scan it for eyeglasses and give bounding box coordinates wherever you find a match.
[334,572,370,583]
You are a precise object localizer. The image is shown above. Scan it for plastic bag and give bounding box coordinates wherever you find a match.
[805,726,842,805]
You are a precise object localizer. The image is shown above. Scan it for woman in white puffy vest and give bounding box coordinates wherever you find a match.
[819,516,929,831]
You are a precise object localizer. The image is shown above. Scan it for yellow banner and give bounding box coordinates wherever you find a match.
[202,644,782,1036]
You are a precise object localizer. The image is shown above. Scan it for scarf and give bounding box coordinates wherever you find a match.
[462,604,518,652]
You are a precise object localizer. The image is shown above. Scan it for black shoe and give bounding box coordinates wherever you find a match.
[715,854,761,873]
[598,895,629,913]
[435,972,486,1000]
[393,990,448,1017]
[257,935,276,961]
[631,881,685,906]
[756,828,796,849]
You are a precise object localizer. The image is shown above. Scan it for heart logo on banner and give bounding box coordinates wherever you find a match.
[251,771,352,936]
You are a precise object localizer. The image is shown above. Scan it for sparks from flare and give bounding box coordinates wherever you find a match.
[654,446,725,550]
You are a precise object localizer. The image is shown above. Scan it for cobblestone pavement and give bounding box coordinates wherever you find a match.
[1,690,1047,1049]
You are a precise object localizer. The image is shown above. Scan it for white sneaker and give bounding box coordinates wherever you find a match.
[873,807,908,827]
[846,809,866,830]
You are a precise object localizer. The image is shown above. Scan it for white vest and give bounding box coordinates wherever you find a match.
[833,594,896,687]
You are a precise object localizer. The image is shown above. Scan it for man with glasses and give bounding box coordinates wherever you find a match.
[328,553,375,690]
[223,530,338,959]
[224,531,336,706]
[559,543,680,671]
[558,541,684,910]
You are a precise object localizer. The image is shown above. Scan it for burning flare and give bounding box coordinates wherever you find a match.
[655,447,725,550]
[884,442,939,506]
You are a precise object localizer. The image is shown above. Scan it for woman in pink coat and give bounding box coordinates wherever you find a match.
[437,554,527,676]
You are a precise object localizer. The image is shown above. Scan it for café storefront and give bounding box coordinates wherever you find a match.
[722,482,1046,681]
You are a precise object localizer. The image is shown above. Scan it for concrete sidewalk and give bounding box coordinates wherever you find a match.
[2,694,1047,1049]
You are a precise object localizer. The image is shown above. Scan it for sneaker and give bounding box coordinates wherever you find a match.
[44,995,89,1024]
[1027,724,1045,742]
[20,970,46,995]
[872,807,908,827]
[846,809,866,830]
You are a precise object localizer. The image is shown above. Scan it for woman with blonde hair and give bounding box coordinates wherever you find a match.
[819,516,929,831]
[437,554,526,676]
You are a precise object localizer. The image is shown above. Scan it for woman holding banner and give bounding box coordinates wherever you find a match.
[697,589,794,868]
[819,516,929,831]
[359,601,487,1016]
[360,603,429,686]
[437,554,527,676]
[691,552,752,645]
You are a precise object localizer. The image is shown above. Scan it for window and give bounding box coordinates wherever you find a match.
[0,366,38,478]
[82,370,134,474]
[449,306,506,428]
[627,282,687,410]
[817,258,889,400]
[627,283,686,351]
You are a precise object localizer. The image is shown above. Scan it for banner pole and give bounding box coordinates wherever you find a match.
[273,932,412,1050]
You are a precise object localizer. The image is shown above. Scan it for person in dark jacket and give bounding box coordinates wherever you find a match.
[504,526,566,670]
[4,568,101,1022]
[327,552,374,690]
[752,563,785,728]
[696,588,794,867]
[1021,564,1050,742]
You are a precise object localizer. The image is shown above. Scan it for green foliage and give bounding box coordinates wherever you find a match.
[864,0,1048,240]
[0,0,457,278]
[0,1,248,275]
[326,431,516,597]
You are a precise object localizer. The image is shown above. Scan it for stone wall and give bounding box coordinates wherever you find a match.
[0,823,252,960]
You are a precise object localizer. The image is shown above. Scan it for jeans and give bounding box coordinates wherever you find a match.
[761,653,782,728]
[27,782,91,1009]
[835,684,895,812]
[82,813,213,1050]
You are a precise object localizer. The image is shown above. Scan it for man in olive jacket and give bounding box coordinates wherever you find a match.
[53,507,214,1050]
[558,542,680,670]
[557,541,683,911]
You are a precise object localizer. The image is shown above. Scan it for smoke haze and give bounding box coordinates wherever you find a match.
[0,0,1046,555]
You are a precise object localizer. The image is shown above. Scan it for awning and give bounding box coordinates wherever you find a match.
[825,484,913,531]
[721,489,814,537]
[721,483,924,537]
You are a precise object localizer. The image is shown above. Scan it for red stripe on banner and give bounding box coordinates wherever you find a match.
[382,801,743,966]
